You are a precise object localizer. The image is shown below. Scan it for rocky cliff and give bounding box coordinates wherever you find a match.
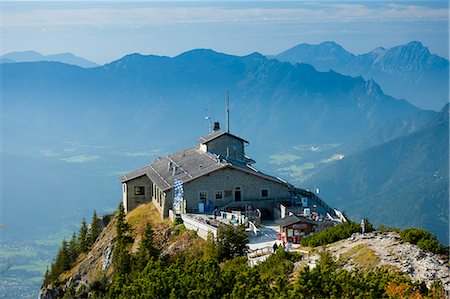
[40,203,449,298]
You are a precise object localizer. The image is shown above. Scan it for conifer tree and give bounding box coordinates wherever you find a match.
[68,232,78,264]
[116,203,130,242]
[114,203,132,278]
[78,218,89,253]
[50,239,71,280]
[216,224,248,261]
[42,267,50,287]
[203,232,218,260]
[89,210,102,246]
[136,223,157,271]
[140,223,157,256]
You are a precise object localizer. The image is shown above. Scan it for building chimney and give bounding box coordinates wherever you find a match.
[213,122,220,131]
[226,91,230,133]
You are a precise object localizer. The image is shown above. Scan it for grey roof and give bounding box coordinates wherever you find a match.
[119,166,150,182]
[120,146,289,191]
[275,215,318,228]
[198,130,248,144]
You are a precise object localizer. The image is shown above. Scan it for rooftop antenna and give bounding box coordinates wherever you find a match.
[226,91,230,133]
[205,104,212,132]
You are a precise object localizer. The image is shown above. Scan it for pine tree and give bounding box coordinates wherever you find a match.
[50,239,71,281]
[140,223,157,256]
[89,210,102,246]
[42,266,50,287]
[78,218,89,253]
[216,224,248,261]
[116,203,130,242]
[114,203,132,278]
[203,232,218,260]
[136,223,157,271]
[68,232,78,264]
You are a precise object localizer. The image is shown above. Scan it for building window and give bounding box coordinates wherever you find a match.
[215,191,223,200]
[199,191,207,201]
[123,184,126,193]
[261,189,269,198]
[135,186,145,195]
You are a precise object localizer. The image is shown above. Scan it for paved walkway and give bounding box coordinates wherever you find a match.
[247,221,280,251]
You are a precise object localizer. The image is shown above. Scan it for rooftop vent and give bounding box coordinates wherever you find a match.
[213,122,220,131]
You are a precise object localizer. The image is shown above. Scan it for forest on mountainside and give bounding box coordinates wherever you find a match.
[41,204,447,298]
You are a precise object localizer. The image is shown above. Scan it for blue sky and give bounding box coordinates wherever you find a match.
[1,1,448,64]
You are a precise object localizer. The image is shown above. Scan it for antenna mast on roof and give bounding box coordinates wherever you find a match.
[205,104,212,132]
[226,91,230,133]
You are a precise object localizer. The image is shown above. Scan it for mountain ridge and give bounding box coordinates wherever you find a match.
[304,104,449,243]
[0,50,98,68]
[2,48,420,147]
[275,41,449,110]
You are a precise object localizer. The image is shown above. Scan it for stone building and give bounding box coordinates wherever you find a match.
[120,123,334,219]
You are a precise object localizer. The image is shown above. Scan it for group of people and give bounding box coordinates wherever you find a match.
[273,241,292,252]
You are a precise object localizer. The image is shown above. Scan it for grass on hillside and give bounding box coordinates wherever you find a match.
[338,244,380,271]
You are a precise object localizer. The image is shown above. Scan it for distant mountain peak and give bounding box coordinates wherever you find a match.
[319,41,343,49]
[406,40,424,48]
[275,41,448,110]
[176,48,225,58]
[0,50,98,68]
[275,41,355,72]
[391,41,430,56]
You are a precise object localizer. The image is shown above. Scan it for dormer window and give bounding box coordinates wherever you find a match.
[135,186,145,195]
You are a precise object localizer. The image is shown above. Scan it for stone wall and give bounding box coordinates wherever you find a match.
[123,176,152,212]
[182,167,290,213]
[181,214,218,240]
[205,134,245,161]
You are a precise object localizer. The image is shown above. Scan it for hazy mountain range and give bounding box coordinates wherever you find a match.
[1,42,448,298]
[304,104,449,243]
[0,43,447,245]
[275,41,449,111]
[2,49,420,150]
[0,50,98,68]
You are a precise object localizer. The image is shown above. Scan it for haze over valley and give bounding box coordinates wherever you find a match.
[0,1,448,297]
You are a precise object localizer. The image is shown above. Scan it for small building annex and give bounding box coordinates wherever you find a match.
[120,123,335,219]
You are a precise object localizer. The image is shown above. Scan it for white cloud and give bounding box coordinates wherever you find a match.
[124,149,161,157]
[269,153,300,165]
[321,154,344,164]
[1,3,446,30]
[61,154,99,163]
[278,162,315,178]
[40,149,59,157]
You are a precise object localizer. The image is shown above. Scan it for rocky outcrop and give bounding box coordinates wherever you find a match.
[299,232,449,292]
[39,217,117,299]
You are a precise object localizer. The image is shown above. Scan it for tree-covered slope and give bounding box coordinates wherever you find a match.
[304,104,449,244]
[40,203,448,298]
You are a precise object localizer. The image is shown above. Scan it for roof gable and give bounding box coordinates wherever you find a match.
[276,215,318,228]
[198,130,248,144]
[120,147,290,191]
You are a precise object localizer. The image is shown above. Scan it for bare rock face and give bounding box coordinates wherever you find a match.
[67,221,117,292]
[39,218,117,298]
[311,232,449,292]
[38,287,62,299]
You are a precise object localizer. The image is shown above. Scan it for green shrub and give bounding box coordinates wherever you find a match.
[173,216,183,225]
[300,221,374,247]
[400,228,447,254]
[377,224,400,233]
